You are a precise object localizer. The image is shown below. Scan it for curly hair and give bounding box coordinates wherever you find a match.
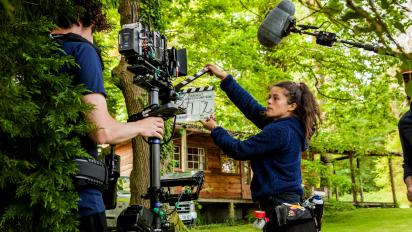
[55,0,110,31]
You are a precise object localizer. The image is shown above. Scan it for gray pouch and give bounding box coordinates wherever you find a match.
[275,204,289,226]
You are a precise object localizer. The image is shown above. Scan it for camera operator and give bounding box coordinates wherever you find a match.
[51,1,164,231]
[398,70,412,203]
[200,64,321,232]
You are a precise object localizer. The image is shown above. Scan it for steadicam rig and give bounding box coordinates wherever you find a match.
[117,21,208,232]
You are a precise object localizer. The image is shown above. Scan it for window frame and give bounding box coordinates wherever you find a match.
[220,153,239,175]
[173,145,182,170]
[187,147,206,171]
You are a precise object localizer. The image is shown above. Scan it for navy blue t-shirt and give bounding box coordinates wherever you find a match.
[58,36,107,217]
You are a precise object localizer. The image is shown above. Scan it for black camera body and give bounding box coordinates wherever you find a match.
[119,22,165,65]
[119,22,188,120]
[118,22,187,91]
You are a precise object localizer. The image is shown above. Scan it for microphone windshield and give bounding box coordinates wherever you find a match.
[258,0,295,48]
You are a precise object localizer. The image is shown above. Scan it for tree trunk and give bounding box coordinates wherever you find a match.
[320,153,333,199]
[349,153,358,204]
[332,163,339,201]
[113,0,150,207]
[388,155,398,206]
[228,202,235,225]
[356,158,364,203]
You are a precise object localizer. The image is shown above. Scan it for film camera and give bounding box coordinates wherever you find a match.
[119,22,187,97]
[118,22,192,120]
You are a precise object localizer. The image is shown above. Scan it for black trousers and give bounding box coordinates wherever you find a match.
[263,219,317,232]
[79,212,108,232]
[257,193,318,232]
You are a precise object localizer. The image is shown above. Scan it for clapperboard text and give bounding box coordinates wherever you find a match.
[175,86,215,123]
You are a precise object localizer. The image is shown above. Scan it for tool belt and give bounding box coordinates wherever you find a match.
[73,158,108,190]
[257,194,322,231]
[274,203,314,227]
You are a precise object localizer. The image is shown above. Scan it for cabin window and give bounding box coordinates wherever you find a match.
[221,154,238,174]
[187,147,205,170]
[173,146,181,169]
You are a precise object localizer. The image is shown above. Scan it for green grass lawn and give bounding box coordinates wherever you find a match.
[322,208,412,232]
[189,223,260,232]
[189,208,412,232]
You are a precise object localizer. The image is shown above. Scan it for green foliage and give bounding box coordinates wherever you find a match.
[139,0,163,30]
[0,22,88,231]
[169,211,189,232]
[0,1,119,231]
[94,8,125,120]
[161,119,176,174]
[374,156,404,193]
[302,159,328,195]
[323,200,356,217]
[298,0,412,43]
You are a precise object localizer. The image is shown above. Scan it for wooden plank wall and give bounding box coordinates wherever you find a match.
[185,133,245,200]
[201,173,243,199]
[115,142,133,177]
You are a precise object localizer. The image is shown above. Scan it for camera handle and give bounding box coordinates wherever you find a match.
[128,103,185,122]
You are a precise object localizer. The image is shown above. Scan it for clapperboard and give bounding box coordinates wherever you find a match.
[174,86,215,123]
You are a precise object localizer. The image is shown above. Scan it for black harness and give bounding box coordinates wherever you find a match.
[50,32,104,70]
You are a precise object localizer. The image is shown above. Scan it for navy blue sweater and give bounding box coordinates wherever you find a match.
[211,75,305,200]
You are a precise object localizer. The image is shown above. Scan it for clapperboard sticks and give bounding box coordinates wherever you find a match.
[179,86,215,93]
[174,67,210,91]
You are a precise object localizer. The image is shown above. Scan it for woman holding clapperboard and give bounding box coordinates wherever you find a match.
[200,63,322,232]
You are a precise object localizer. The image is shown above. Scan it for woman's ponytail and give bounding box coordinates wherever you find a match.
[273,81,321,142]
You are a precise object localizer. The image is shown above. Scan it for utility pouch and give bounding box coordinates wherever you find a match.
[73,158,108,190]
[102,151,121,210]
[274,203,313,227]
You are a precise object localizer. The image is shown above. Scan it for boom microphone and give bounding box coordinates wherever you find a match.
[257,1,386,55]
[258,0,296,48]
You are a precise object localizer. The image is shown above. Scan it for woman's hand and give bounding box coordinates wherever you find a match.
[205,63,228,80]
[200,115,219,131]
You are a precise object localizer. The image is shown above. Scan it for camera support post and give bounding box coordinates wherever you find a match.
[147,85,163,231]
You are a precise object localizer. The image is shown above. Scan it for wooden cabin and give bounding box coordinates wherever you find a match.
[114,124,255,222]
